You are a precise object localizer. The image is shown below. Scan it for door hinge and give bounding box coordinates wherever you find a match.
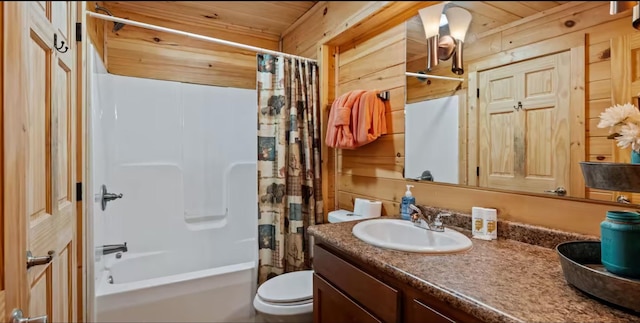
[476,167,480,177]
[76,22,82,42]
[76,182,82,201]
[476,88,480,98]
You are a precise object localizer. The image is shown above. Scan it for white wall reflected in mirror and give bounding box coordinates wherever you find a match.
[405,96,459,184]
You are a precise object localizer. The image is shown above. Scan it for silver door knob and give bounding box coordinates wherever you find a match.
[26,250,54,269]
[12,309,47,323]
[617,195,631,204]
[544,187,567,196]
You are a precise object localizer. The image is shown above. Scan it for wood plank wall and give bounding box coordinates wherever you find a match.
[336,24,406,215]
[283,1,640,236]
[608,32,640,204]
[587,26,617,202]
[282,2,436,60]
[283,1,377,60]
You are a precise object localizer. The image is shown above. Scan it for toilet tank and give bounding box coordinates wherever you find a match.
[328,209,381,223]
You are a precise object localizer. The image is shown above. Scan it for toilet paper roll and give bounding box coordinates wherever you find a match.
[353,198,382,218]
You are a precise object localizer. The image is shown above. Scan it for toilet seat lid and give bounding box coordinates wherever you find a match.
[257,270,313,303]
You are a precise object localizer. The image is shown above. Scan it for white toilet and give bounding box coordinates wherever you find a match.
[253,270,314,323]
[253,209,380,323]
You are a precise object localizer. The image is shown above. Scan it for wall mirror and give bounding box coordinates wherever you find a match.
[404,1,640,205]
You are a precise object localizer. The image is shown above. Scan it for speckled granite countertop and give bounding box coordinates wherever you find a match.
[308,213,640,323]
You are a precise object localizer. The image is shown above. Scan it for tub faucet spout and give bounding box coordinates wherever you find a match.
[97,242,128,256]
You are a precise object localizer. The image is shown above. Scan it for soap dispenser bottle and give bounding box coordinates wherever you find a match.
[400,185,416,220]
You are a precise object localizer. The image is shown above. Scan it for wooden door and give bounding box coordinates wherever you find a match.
[4,2,77,322]
[478,51,571,195]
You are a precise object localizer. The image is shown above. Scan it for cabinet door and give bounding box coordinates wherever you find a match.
[478,51,571,195]
[313,244,398,322]
[313,274,381,323]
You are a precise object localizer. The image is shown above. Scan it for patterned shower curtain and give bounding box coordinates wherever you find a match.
[257,54,323,284]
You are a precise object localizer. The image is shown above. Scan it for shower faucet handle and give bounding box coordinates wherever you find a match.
[100,184,123,211]
[103,192,123,201]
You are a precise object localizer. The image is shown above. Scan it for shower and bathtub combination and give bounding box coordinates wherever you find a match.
[87,44,259,322]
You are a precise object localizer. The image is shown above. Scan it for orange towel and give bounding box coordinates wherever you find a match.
[325,90,366,149]
[353,90,388,148]
[325,89,387,149]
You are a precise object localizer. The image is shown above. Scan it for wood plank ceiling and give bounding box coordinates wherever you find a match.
[95,1,574,89]
[96,1,317,88]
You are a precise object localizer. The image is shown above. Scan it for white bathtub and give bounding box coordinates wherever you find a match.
[96,251,257,322]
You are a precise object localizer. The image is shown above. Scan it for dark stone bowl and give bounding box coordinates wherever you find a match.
[556,241,640,313]
[580,162,640,193]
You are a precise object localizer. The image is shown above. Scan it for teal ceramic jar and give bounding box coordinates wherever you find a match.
[601,210,640,278]
[632,150,640,164]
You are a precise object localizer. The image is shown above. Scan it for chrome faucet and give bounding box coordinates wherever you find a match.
[96,242,128,256]
[408,204,451,232]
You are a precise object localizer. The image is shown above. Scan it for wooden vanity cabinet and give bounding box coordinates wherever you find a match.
[313,243,482,323]
[313,274,382,323]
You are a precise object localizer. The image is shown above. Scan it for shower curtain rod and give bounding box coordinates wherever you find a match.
[405,72,464,82]
[86,11,318,63]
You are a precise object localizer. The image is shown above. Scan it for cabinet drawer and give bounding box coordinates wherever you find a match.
[314,244,399,323]
[314,274,381,323]
[404,287,482,323]
[406,298,455,323]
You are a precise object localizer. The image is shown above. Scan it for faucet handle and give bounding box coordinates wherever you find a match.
[434,212,451,226]
[408,204,422,215]
[408,204,423,223]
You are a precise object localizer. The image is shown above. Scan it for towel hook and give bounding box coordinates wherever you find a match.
[377,91,390,101]
[54,34,68,53]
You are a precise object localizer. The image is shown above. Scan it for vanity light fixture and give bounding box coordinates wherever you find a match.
[609,1,640,29]
[418,2,472,75]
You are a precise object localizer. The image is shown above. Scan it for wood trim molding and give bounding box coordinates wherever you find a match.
[318,44,338,217]
[76,4,87,322]
[323,1,439,48]
[570,45,587,198]
[466,71,478,188]
[0,0,4,294]
[3,1,29,315]
[338,174,614,236]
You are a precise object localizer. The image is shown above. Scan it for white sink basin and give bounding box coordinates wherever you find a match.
[352,219,472,254]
